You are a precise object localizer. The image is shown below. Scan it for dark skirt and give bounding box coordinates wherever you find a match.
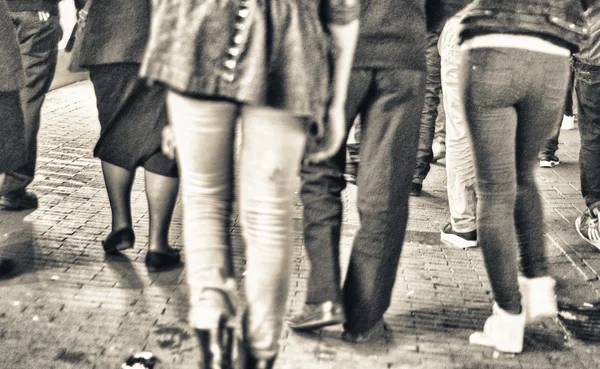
[89,63,177,177]
[0,91,26,173]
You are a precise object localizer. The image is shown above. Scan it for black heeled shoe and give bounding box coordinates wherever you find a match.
[235,312,277,369]
[244,356,275,369]
[145,246,181,272]
[195,318,235,369]
[102,227,135,254]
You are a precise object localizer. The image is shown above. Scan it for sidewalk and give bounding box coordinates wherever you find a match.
[0,81,599,369]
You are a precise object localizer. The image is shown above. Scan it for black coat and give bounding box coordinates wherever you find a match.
[73,0,150,67]
[0,0,24,92]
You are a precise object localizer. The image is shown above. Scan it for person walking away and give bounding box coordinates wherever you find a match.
[574,2,600,250]
[0,0,28,276]
[0,0,62,210]
[290,0,443,343]
[438,9,478,249]
[69,0,181,271]
[458,0,591,353]
[140,0,359,367]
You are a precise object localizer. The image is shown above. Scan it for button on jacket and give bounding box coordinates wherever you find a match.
[140,0,359,128]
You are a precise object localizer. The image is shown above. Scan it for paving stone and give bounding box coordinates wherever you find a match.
[0,81,599,369]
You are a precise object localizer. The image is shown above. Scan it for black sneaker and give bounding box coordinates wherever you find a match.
[409,182,422,197]
[540,154,560,168]
[342,319,393,344]
[0,258,16,277]
[440,223,478,248]
[575,205,600,250]
[0,191,38,210]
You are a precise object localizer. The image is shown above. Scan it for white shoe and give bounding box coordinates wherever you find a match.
[518,276,557,323]
[469,302,525,353]
[432,140,446,162]
[561,115,575,130]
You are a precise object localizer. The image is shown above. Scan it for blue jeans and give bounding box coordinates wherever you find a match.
[301,68,425,333]
[460,47,570,313]
[0,11,60,195]
[574,58,600,209]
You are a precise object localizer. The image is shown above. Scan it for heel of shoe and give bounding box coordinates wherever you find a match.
[233,311,277,369]
[195,314,235,369]
[518,276,557,323]
[470,303,525,354]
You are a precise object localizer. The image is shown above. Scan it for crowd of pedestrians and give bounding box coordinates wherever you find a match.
[1,0,600,368]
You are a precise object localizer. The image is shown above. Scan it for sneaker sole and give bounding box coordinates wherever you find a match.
[540,160,559,168]
[288,316,346,331]
[575,215,600,250]
[441,232,478,248]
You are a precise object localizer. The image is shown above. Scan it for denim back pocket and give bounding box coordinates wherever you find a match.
[576,69,600,107]
[462,49,517,108]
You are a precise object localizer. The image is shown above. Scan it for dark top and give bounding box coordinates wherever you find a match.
[353,0,445,70]
[0,0,24,92]
[577,2,600,65]
[141,0,359,127]
[5,0,59,14]
[459,0,590,53]
[74,0,149,67]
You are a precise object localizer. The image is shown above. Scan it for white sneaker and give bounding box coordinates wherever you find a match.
[431,140,446,162]
[561,115,575,130]
[518,276,557,323]
[469,302,525,353]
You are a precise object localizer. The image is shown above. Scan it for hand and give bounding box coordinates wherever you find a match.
[161,125,177,160]
[304,105,346,164]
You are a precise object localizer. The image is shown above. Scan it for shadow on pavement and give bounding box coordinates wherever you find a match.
[0,209,36,283]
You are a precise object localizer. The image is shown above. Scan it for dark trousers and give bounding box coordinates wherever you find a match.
[541,57,575,156]
[0,11,60,195]
[460,48,570,313]
[300,68,425,333]
[574,58,600,209]
[413,30,442,183]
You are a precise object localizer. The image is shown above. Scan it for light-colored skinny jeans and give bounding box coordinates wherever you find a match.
[167,92,306,359]
[439,17,477,233]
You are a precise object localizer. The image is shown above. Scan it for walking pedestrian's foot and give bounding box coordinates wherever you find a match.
[575,204,600,250]
[469,303,525,353]
[431,140,446,163]
[102,227,135,254]
[287,301,346,331]
[539,154,560,168]
[342,319,393,344]
[145,246,182,272]
[440,223,478,248]
[409,182,422,197]
[0,258,15,277]
[0,190,38,210]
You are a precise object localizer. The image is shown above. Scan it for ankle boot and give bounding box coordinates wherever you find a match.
[470,302,525,353]
[518,276,557,323]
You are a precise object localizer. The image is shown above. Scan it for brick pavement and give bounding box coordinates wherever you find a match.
[0,81,599,369]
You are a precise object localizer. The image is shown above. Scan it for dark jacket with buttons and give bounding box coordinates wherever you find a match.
[459,0,594,52]
[0,0,24,92]
[141,0,359,127]
[73,0,149,67]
